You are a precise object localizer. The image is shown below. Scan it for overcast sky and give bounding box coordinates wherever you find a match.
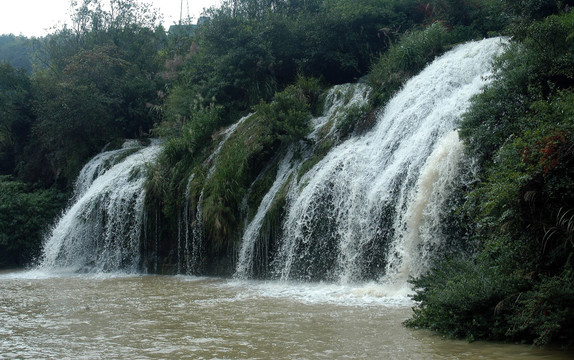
[0,0,222,37]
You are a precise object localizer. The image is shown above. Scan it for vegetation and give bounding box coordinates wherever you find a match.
[0,35,33,72]
[369,21,450,106]
[2,0,574,347]
[0,177,67,268]
[407,4,574,346]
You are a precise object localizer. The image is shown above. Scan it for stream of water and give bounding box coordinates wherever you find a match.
[1,270,571,359]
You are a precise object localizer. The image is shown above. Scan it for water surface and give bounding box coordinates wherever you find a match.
[0,271,571,359]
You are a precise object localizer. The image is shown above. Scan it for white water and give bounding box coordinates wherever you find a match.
[309,83,371,139]
[393,130,470,281]
[235,149,296,278]
[73,140,141,200]
[180,114,252,273]
[270,38,504,283]
[39,141,161,273]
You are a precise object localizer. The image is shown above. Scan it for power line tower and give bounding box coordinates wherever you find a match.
[179,0,191,25]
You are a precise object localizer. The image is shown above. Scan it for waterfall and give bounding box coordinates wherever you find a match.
[35,37,504,280]
[39,141,161,273]
[309,83,371,140]
[235,149,296,279]
[266,37,504,282]
[391,130,472,282]
[179,114,252,273]
[234,84,371,279]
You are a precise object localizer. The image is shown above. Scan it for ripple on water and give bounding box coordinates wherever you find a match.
[1,272,574,359]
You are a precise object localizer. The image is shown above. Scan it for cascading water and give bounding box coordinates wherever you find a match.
[263,37,504,283]
[392,130,474,282]
[39,140,161,273]
[72,140,142,200]
[235,149,296,279]
[309,83,371,140]
[178,114,252,273]
[234,84,371,279]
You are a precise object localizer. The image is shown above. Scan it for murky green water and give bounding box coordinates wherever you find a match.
[0,270,571,359]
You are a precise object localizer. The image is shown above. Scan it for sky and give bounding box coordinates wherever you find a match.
[0,0,222,37]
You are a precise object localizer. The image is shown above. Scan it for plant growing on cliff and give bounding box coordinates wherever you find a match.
[408,10,574,346]
[255,84,312,144]
[369,22,449,107]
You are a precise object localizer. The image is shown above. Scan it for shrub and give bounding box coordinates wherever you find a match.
[369,22,449,107]
[255,84,312,144]
[0,177,67,268]
[335,103,371,139]
[507,265,574,346]
[407,256,527,341]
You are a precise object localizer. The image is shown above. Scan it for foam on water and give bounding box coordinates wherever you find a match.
[224,279,413,307]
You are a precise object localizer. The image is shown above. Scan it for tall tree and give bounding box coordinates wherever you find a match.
[21,0,164,187]
[0,63,33,175]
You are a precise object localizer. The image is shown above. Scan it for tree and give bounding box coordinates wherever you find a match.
[0,63,33,175]
[22,0,164,187]
[0,35,33,72]
[0,177,67,268]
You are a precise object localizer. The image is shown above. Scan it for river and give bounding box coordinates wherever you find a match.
[0,270,571,359]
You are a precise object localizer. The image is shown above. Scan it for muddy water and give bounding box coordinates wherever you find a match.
[0,271,571,359]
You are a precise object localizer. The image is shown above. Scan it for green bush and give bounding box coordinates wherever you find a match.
[407,256,527,341]
[0,177,67,268]
[147,105,224,217]
[507,265,574,346]
[255,84,313,144]
[369,22,450,107]
[502,0,570,20]
[197,111,280,264]
[409,12,574,346]
[335,103,371,139]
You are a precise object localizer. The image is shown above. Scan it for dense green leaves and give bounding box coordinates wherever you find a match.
[255,84,312,144]
[502,0,574,20]
[0,63,33,175]
[407,257,527,341]
[0,35,33,72]
[17,0,164,187]
[409,10,574,346]
[166,0,433,122]
[0,177,67,267]
[369,22,450,107]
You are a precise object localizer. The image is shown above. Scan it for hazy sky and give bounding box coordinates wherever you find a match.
[0,0,222,37]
